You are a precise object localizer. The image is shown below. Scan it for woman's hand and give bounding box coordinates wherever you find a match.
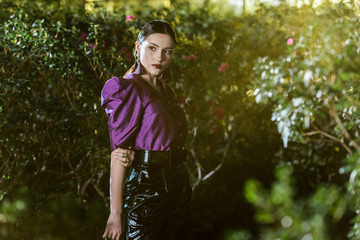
[104,149,131,239]
[102,214,122,240]
[111,148,135,167]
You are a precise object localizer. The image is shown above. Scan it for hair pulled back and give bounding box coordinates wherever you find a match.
[123,20,177,79]
[137,20,177,45]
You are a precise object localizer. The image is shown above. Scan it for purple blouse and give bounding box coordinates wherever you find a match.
[101,72,188,152]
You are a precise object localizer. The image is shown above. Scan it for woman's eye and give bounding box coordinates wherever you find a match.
[149,46,156,51]
[164,50,172,54]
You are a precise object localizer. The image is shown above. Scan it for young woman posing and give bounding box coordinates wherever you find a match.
[101,20,191,240]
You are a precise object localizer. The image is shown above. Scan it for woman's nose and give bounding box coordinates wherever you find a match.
[155,51,162,61]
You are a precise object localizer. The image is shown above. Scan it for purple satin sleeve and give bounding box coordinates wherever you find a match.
[101,76,143,151]
[101,73,188,152]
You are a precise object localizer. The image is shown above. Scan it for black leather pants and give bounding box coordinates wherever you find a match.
[122,161,192,240]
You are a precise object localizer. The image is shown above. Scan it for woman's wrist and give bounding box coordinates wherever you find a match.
[109,210,122,218]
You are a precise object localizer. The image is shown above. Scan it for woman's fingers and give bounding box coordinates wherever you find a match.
[111,148,135,167]
[102,228,109,239]
[115,232,121,240]
[103,228,121,240]
[128,149,135,161]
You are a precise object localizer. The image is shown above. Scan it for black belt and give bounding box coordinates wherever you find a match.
[134,149,187,168]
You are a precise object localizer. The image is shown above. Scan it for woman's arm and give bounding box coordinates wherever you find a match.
[103,148,134,240]
[102,159,125,240]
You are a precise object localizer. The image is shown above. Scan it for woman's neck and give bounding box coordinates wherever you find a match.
[141,73,160,87]
[139,73,163,95]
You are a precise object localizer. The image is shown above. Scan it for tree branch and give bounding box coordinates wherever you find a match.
[190,148,203,191]
[329,103,360,151]
[81,177,93,197]
[304,130,352,154]
[202,131,237,181]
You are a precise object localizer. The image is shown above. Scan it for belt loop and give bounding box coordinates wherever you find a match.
[144,150,149,164]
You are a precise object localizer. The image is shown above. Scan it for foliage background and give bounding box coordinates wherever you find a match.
[1,0,359,239]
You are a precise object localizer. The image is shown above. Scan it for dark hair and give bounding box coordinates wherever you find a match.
[137,20,177,45]
[123,20,177,78]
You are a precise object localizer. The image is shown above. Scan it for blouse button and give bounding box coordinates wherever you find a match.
[177,122,181,125]
[180,134,183,137]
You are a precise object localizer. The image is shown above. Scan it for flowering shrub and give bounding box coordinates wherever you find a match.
[126,15,135,21]
[218,63,230,72]
[286,38,294,45]
[0,1,285,238]
[252,2,360,239]
[1,0,356,239]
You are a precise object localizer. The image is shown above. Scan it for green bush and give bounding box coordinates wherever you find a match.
[244,164,348,240]
[1,0,357,239]
[252,2,360,239]
[0,1,284,238]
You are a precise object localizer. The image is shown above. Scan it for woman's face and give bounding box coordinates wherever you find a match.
[137,33,175,77]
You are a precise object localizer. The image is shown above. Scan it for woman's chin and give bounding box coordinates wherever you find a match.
[147,69,163,76]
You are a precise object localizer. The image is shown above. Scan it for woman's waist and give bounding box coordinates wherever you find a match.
[133,149,188,168]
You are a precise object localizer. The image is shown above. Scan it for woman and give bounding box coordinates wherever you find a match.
[101,20,192,240]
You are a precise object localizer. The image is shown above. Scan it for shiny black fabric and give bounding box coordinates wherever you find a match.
[122,162,192,240]
[133,150,187,167]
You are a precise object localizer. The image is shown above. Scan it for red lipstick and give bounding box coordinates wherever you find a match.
[152,64,161,69]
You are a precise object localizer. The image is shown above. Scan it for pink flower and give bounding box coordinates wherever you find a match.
[187,54,197,60]
[125,53,133,62]
[287,38,294,45]
[120,47,128,54]
[88,44,96,49]
[182,55,187,60]
[78,33,88,43]
[126,15,135,21]
[209,125,219,134]
[212,107,225,120]
[218,63,229,73]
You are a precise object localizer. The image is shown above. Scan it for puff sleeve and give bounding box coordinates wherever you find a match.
[101,76,143,151]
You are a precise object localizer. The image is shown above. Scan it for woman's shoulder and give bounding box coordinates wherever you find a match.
[104,74,135,88]
[102,74,138,97]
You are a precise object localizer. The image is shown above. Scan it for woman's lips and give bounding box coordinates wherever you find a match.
[152,64,161,69]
